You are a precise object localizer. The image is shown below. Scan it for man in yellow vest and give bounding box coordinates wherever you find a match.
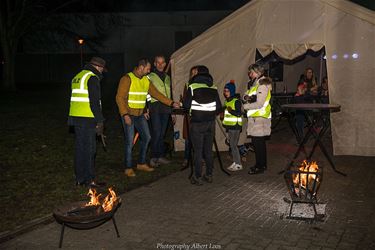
[68,56,107,187]
[116,58,180,177]
[147,55,174,167]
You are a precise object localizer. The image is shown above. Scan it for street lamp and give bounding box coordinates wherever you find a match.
[78,38,84,68]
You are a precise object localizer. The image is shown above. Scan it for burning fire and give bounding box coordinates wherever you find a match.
[86,187,118,212]
[292,160,320,192]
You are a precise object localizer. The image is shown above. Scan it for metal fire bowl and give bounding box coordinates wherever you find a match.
[53,199,121,230]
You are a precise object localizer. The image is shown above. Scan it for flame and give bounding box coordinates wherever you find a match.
[292,160,320,190]
[85,187,118,212]
[86,188,102,206]
[102,187,118,212]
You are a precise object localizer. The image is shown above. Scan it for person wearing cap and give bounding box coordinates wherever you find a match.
[243,64,273,175]
[147,55,174,167]
[68,56,107,187]
[116,58,180,177]
[222,80,243,171]
[183,65,222,185]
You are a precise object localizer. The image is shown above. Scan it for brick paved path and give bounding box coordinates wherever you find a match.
[2,123,375,249]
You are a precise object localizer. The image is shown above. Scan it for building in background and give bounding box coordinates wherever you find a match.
[16,0,250,86]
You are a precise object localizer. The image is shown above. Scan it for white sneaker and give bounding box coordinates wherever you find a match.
[228,164,243,172]
[234,164,243,171]
[227,162,236,170]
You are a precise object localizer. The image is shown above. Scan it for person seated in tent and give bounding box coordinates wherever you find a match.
[296,68,319,97]
[294,67,318,143]
[319,76,329,104]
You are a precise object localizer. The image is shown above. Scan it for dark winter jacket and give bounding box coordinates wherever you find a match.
[183,74,222,123]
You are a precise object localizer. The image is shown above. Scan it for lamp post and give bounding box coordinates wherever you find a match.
[78,39,84,68]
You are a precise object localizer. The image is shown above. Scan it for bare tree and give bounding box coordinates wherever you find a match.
[0,0,76,90]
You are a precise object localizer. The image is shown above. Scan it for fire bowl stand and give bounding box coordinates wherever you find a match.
[284,169,325,222]
[53,201,121,248]
[56,216,120,248]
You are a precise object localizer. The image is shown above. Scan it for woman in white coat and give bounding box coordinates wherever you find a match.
[243,66,272,175]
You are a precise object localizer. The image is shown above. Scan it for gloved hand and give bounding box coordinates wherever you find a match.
[247,95,257,103]
[227,106,233,112]
[96,122,104,136]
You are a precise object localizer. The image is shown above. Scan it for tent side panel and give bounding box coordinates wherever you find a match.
[325,4,375,156]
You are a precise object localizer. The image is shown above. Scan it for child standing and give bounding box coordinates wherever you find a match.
[222,80,243,171]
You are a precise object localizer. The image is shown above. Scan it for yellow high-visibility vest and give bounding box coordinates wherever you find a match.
[127,72,150,109]
[223,98,243,126]
[147,72,171,103]
[69,70,99,117]
[246,85,272,119]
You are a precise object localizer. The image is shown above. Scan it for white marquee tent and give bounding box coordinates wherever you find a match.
[170,0,375,156]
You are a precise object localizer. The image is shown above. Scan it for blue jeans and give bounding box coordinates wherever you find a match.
[74,125,96,184]
[121,115,151,168]
[150,112,170,158]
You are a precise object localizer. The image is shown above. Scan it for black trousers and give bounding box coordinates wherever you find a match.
[190,120,215,178]
[251,136,267,169]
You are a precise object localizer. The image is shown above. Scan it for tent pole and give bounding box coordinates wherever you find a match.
[319,51,324,86]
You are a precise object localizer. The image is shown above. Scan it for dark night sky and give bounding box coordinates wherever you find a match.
[56,0,375,13]
[56,0,250,13]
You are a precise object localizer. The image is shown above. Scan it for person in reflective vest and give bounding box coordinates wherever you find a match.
[147,55,174,167]
[182,65,222,185]
[241,63,266,154]
[68,56,107,187]
[221,80,243,172]
[243,74,272,175]
[116,58,180,177]
[181,65,199,168]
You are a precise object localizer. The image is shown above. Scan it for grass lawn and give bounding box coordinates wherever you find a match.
[0,85,183,234]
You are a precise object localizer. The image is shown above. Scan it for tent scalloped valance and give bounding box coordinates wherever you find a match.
[257,43,324,60]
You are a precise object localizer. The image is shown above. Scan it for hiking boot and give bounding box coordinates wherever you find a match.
[137,164,154,172]
[248,166,265,175]
[124,168,136,177]
[150,158,159,167]
[158,157,171,164]
[203,175,213,183]
[190,176,203,186]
